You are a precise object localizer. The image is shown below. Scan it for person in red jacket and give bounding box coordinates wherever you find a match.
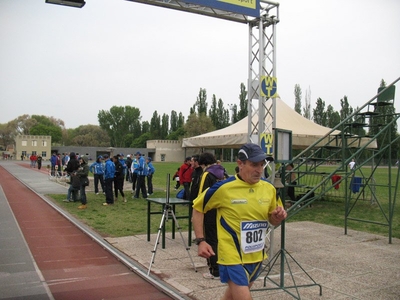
[30,154,37,168]
[178,157,193,200]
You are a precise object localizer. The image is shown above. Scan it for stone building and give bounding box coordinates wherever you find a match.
[51,140,198,163]
[15,135,52,160]
[12,136,198,163]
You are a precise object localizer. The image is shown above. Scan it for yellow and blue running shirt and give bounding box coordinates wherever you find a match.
[193,175,279,265]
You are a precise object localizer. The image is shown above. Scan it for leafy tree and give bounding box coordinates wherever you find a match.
[167,127,185,140]
[237,83,248,121]
[8,114,37,135]
[47,116,65,129]
[370,79,398,161]
[168,110,184,140]
[209,95,218,128]
[123,133,135,148]
[208,95,229,130]
[303,86,311,120]
[184,113,215,137]
[69,125,110,147]
[131,132,151,148]
[98,105,141,147]
[161,113,169,139]
[229,104,238,124]
[30,115,63,143]
[170,110,178,133]
[0,123,15,148]
[177,112,185,128]
[63,128,75,145]
[218,98,230,129]
[351,106,367,137]
[313,98,327,126]
[141,121,150,134]
[150,111,161,139]
[326,105,341,129]
[30,123,63,143]
[294,84,302,114]
[339,96,353,122]
[31,115,65,128]
[194,88,208,115]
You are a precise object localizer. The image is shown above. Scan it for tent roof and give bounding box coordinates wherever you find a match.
[182,98,376,149]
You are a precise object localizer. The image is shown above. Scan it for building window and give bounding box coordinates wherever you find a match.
[22,151,27,158]
[22,140,27,146]
[160,154,166,162]
[42,151,47,158]
[42,140,47,147]
[32,140,37,147]
[32,151,37,155]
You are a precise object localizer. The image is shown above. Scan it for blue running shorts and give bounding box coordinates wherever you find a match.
[219,262,263,286]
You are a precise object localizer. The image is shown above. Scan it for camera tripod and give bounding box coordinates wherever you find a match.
[147,175,197,276]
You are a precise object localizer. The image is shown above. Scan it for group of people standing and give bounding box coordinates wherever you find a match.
[91,152,155,206]
[60,151,154,209]
[126,151,155,200]
[50,152,72,176]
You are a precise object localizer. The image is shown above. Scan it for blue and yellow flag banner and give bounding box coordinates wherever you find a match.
[184,0,260,18]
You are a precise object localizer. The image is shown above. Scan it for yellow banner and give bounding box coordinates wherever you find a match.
[218,0,256,9]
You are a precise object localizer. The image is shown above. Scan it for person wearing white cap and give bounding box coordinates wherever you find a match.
[192,143,287,299]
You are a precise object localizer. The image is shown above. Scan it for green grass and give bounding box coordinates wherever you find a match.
[48,162,400,239]
[49,191,192,237]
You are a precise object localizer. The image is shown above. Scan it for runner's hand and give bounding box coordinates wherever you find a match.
[270,206,287,225]
[197,242,215,259]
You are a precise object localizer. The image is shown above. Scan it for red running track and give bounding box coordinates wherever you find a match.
[0,165,173,300]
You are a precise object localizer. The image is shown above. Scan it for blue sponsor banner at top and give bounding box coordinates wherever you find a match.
[185,0,260,18]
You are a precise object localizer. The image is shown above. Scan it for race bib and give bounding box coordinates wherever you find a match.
[240,221,268,254]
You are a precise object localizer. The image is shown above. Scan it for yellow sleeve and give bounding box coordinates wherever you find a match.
[192,188,206,213]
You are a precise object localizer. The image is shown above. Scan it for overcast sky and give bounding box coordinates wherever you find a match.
[1,0,399,129]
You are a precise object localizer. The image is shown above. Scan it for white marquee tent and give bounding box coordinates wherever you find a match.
[182,98,376,150]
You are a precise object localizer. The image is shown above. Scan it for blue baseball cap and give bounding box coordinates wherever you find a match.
[238,143,267,162]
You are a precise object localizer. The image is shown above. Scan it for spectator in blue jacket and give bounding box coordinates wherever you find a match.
[130,157,139,194]
[50,152,57,176]
[146,157,155,195]
[133,152,147,199]
[118,153,126,193]
[89,156,105,195]
[103,154,115,206]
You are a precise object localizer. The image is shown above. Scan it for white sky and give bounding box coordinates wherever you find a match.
[1,0,399,129]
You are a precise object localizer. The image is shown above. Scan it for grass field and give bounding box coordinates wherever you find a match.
[48,162,400,240]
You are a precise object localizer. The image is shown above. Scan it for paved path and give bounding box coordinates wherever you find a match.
[1,160,400,299]
[0,161,183,300]
[107,221,400,299]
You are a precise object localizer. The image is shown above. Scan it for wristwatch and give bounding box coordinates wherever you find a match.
[194,237,206,245]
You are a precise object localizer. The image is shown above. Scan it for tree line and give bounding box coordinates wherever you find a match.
[1,80,398,160]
